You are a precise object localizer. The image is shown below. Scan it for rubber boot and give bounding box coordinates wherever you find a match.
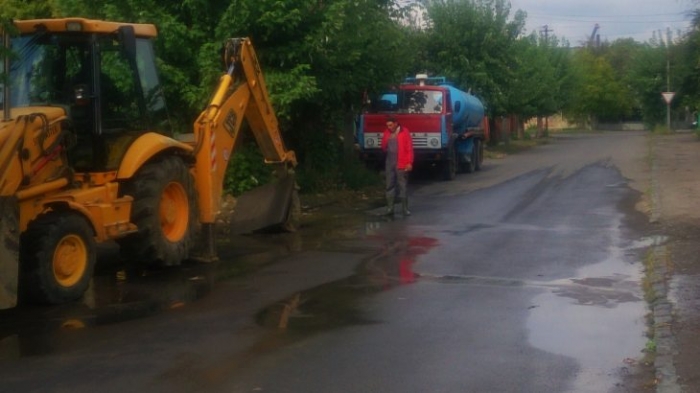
[385,196,395,216]
[401,197,411,216]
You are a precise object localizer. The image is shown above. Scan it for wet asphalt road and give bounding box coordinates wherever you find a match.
[0,132,653,393]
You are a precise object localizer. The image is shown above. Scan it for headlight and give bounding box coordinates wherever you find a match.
[429,137,440,147]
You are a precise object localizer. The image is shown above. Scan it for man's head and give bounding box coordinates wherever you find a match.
[386,116,399,132]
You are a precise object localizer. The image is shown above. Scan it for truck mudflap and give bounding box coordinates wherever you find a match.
[228,172,299,235]
[0,197,19,309]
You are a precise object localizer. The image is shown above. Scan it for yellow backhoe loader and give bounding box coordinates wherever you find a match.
[0,18,298,308]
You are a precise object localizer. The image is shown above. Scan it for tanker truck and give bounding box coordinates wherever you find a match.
[357,75,488,180]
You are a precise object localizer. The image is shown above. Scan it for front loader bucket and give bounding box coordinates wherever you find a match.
[228,173,297,235]
[0,197,19,309]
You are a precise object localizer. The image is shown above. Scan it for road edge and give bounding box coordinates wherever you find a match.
[649,135,682,393]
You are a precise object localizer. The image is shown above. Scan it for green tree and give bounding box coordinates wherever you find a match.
[627,43,668,126]
[507,33,572,136]
[419,0,526,116]
[0,0,54,19]
[567,49,632,128]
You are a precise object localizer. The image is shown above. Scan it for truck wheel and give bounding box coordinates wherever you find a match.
[118,156,197,267]
[475,139,484,171]
[20,212,96,304]
[442,144,457,181]
[463,142,477,174]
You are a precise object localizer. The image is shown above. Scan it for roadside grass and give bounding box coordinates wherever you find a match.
[486,137,550,158]
[641,249,659,365]
[552,127,604,134]
[641,245,674,364]
[651,124,673,135]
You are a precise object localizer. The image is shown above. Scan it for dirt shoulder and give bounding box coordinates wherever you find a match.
[651,132,700,392]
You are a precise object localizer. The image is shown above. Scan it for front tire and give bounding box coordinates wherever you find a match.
[442,144,457,181]
[118,156,197,267]
[20,212,96,304]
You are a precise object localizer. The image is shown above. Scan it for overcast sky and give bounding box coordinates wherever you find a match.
[508,0,696,44]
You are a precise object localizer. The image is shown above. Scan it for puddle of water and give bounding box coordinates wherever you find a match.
[626,235,668,250]
[256,234,439,334]
[0,261,219,360]
[527,220,648,393]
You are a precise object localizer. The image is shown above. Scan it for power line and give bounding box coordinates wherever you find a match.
[527,17,689,24]
[526,11,686,18]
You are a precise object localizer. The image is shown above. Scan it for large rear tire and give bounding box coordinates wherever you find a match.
[118,156,197,267]
[474,139,484,171]
[20,212,96,304]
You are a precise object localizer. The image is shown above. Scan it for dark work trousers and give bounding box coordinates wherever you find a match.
[385,137,408,199]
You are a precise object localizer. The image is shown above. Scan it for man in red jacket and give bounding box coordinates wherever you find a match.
[381,116,414,216]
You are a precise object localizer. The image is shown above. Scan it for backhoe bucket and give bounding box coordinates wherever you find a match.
[228,173,297,235]
[0,197,19,309]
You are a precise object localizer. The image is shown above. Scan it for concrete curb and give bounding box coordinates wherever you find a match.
[650,136,682,393]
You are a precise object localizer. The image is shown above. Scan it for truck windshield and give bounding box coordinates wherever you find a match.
[369,90,443,114]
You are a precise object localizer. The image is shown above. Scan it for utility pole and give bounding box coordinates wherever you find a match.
[667,58,671,131]
[666,27,672,131]
[540,25,552,44]
[537,25,553,137]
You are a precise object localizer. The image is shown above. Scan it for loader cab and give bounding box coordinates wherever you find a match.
[5,21,171,172]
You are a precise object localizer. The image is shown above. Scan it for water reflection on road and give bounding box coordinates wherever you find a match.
[527,231,661,392]
[0,260,216,359]
[0,215,436,361]
[257,218,439,334]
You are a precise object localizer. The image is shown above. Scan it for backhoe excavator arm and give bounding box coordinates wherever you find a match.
[194,38,297,224]
[192,38,296,225]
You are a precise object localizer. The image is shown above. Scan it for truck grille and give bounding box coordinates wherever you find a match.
[411,135,429,148]
[363,133,441,149]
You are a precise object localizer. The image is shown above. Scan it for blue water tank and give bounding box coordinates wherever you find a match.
[440,84,484,133]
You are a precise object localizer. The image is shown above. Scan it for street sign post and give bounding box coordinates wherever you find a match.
[662,92,675,104]
[662,92,675,131]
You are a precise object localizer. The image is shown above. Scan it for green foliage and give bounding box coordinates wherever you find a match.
[13,0,700,194]
[420,0,526,116]
[295,127,343,191]
[339,158,383,190]
[644,339,656,354]
[264,65,320,126]
[566,49,633,127]
[651,124,672,135]
[0,0,54,19]
[507,34,558,119]
[223,142,274,196]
